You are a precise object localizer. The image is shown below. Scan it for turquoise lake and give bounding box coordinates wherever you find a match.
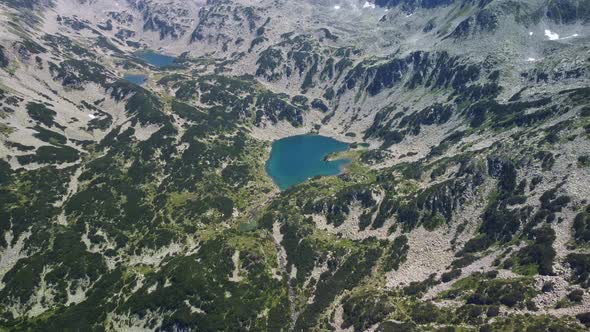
[138,50,177,68]
[266,135,350,190]
[123,74,147,85]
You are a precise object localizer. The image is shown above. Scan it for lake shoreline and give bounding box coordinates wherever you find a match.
[265,134,351,190]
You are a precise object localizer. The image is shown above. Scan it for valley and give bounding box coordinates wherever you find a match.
[0,0,589,331]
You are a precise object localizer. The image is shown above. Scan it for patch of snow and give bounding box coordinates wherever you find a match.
[526,58,537,62]
[363,1,376,9]
[544,29,559,40]
[333,5,341,10]
[529,31,533,36]
[88,114,96,119]
[561,33,580,40]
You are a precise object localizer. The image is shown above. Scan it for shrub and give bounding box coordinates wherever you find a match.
[513,226,556,275]
[567,289,584,303]
[382,236,409,272]
[542,281,554,293]
[403,274,439,297]
[577,312,590,328]
[566,254,590,288]
[17,145,80,165]
[441,269,462,283]
[411,302,439,324]
[467,279,536,308]
[486,305,500,317]
[573,206,590,243]
[26,102,59,128]
[341,293,394,332]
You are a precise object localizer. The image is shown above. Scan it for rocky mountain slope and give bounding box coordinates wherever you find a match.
[0,0,590,330]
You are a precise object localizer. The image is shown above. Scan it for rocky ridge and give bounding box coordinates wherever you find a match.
[0,0,589,331]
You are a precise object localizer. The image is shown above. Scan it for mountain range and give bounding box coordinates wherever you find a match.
[0,0,590,330]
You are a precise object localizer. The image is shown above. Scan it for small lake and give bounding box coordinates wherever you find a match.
[137,50,177,68]
[123,74,147,85]
[266,135,350,190]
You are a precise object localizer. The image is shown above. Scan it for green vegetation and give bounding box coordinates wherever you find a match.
[26,102,61,128]
[121,235,289,331]
[17,145,80,165]
[2,7,590,329]
[32,125,67,145]
[566,254,590,288]
[341,290,395,332]
[49,59,108,88]
[0,45,9,68]
[573,205,590,243]
[508,226,556,276]
[442,273,537,309]
[382,235,409,272]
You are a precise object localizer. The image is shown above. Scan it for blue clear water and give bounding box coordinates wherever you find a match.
[123,74,147,85]
[266,135,350,190]
[138,50,176,68]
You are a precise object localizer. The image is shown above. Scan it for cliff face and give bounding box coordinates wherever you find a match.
[0,0,590,330]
